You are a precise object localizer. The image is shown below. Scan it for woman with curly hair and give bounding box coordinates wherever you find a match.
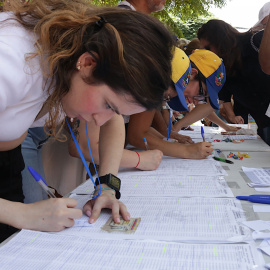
[0,0,173,241]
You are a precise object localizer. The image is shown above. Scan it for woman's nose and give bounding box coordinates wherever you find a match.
[93,111,115,126]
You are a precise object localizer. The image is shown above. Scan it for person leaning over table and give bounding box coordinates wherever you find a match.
[118,0,194,146]
[198,19,270,145]
[171,49,240,134]
[0,0,174,242]
[127,48,213,159]
[68,118,163,172]
[67,0,169,180]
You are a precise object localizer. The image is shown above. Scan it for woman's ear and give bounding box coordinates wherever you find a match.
[190,68,198,77]
[76,52,98,73]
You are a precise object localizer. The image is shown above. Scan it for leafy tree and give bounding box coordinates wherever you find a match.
[176,16,215,40]
[91,0,226,37]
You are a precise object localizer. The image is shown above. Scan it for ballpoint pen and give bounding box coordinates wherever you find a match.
[213,156,234,164]
[236,195,270,204]
[143,137,149,150]
[28,166,56,198]
[201,126,205,142]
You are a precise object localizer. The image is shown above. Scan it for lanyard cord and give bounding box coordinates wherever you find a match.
[65,117,101,199]
[167,108,171,141]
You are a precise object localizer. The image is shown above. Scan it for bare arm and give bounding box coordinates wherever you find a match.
[127,111,212,159]
[152,110,193,144]
[68,119,162,171]
[174,103,214,132]
[206,111,240,132]
[222,102,244,124]
[0,131,28,151]
[0,198,82,232]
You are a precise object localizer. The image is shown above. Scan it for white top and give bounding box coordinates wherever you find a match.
[0,13,49,141]
[118,1,136,10]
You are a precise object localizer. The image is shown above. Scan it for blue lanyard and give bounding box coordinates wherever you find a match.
[167,108,171,140]
[65,117,101,199]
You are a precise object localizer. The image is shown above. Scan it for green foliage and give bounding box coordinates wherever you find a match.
[176,16,214,40]
[90,0,226,37]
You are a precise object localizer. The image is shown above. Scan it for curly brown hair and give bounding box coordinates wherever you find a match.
[3,0,173,138]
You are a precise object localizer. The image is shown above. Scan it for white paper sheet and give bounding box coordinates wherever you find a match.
[259,239,270,256]
[243,167,270,187]
[118,158,228,177]
[253,204,270,213]
[0,230,265,270]
[223,135,258,140]
[242,220,270,231]
[72,175,233,198]
[115,175,233,197]
[59,196,251,243]
[255,188,270,192]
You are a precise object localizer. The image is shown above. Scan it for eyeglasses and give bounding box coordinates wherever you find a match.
[192,77,209,104]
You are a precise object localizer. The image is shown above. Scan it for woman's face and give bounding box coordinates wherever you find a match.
[62,72,145,127]
[183,77,208,106]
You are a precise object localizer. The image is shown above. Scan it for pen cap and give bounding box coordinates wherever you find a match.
[28,166,48,185]
[236,196,249,200]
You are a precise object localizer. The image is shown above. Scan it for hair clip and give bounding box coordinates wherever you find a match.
[95,16,108,29]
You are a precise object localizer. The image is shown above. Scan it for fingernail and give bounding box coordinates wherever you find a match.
[86,210,91,217]
[116,217,120,223]
[89,219,94,224]
[126,215,130,221]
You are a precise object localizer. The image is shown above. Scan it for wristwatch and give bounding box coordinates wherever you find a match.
[95,173,121,199]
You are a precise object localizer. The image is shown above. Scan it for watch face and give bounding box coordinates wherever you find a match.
[110,175,121,190]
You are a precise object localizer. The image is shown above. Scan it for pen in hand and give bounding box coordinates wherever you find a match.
[201,126,205,142]
[143,137,149,150]
[28,166,56,198]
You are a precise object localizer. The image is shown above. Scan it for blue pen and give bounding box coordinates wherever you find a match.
[236,195,270,204]
[28,166,56,198]
[143,137,149,150]
[201,126,205,142]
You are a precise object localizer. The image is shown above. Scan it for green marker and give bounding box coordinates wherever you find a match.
[213,156,234,164]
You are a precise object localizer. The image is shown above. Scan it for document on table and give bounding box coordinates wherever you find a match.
[178,131,214,141]
[242,166,270,187]
[59,195,251,243]
[222,135,258,140]
[117,175,233,197]
[0,230,265,270]
[72,175,233,197]
[118,158,228,177]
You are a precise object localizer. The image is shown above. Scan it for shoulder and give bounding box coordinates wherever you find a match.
[0,13,48,141]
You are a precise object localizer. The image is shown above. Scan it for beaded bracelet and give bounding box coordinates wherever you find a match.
[134,151,140,168]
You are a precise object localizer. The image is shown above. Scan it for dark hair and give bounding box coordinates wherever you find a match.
[4,0,173,136]
[197,19,251,77]
[183,38,202,56]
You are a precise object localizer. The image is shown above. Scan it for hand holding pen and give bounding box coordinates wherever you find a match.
[26,166,82,232]
[201,126,206,142]
[28,166,56,198]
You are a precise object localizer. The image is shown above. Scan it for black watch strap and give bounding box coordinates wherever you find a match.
[95,174,121,199]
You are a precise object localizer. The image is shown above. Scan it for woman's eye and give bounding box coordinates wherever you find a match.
[106,103,113,111]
